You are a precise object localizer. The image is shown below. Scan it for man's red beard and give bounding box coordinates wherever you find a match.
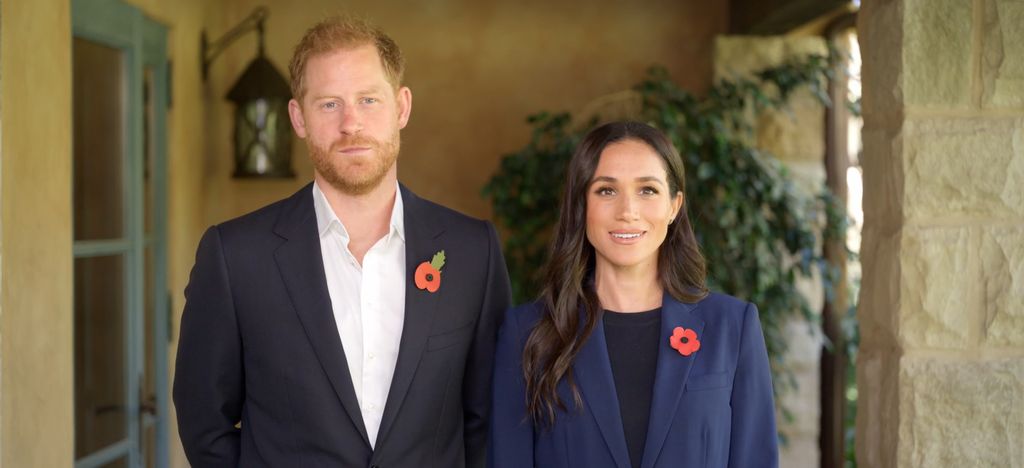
[308,133,400,196]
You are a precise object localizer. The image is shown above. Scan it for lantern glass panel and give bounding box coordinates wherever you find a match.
[233,97,293,177]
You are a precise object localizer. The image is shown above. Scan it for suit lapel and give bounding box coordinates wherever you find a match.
[575,315,632,468]
[639,294,705,468]
[272,184,370,447]
[375,185,445,446]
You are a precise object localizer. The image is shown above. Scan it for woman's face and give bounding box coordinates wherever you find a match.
[585,139,683,277]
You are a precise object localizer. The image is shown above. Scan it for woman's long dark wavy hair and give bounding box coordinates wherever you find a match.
[523,121,708,426]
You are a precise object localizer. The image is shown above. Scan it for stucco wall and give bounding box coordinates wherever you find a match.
[0,1,74,466]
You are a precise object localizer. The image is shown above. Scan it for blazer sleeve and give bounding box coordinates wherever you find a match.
[173,226,243,467]
[488,306,535,468]
[463,222,513,467]
[727,302,779,468]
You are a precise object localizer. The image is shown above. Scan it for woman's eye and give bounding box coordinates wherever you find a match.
[595,187,615,196]
[640,186,659,196]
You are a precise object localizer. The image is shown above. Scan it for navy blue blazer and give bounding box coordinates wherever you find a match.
[489,292,778,468]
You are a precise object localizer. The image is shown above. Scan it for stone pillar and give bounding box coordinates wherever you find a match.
[857,1,1024,467]
[714,36,829,468]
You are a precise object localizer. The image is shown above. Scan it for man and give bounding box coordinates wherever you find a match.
[174,16,511,467]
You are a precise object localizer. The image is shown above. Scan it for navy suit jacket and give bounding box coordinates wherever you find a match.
[174,183,511,467]
[489,292,778,468]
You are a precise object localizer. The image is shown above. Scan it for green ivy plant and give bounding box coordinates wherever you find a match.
[483,55,848,424]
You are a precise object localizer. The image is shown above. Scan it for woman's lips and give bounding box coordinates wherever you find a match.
[609,231,646,244]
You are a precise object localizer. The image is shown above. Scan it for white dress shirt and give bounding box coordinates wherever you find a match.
[312,182,406,448]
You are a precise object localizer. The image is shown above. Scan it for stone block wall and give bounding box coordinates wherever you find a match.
[857,1,1024,467]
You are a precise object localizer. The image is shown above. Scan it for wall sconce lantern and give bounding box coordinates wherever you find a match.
[202,7,295,178]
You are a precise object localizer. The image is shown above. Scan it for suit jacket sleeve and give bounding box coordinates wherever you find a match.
[728,302,779,468]
[487,305,534,468]
[463,222,513,467]
[173,226,243,467]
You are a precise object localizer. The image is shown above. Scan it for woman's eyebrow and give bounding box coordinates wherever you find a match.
[635,176,667,186]
[591,175,666,186]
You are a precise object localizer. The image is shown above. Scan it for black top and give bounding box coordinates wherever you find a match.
[603,308,662,468]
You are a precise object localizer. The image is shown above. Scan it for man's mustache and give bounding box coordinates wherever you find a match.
[329,136,379,152]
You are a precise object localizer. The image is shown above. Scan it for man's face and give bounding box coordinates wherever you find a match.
[288,44,412,195]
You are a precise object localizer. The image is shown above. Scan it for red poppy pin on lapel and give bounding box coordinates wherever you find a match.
[414,250,445,293]
[670,326,701,356]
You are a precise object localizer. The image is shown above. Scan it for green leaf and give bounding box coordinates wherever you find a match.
[430,250,446,270]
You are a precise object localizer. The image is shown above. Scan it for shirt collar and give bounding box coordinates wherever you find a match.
[312,181,405,245]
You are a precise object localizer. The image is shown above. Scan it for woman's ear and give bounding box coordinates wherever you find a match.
[670,191,684,222]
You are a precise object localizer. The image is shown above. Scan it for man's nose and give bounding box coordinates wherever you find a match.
[339,105,362,134]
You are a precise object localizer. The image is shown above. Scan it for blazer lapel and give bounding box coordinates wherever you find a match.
[272,184,370,447]
[639,294,705,468]
[375,185,445,446]
[575,315,632,468]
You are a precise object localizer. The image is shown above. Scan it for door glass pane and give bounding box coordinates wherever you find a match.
[74,255,127,457]
[143,66,154,235]
[143,247,155,406]
[73,37,125,241]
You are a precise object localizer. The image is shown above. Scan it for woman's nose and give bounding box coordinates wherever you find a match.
[617,196,639,220]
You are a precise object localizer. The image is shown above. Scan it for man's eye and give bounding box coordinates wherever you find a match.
[321,101,338,110]
[361,97,379,104]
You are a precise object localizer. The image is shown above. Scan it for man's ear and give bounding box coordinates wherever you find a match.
[288,98,308,138]
[396,86,412,130]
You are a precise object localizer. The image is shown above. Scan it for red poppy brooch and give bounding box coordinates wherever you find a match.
[669,326,701,356]
[414,250,446,293]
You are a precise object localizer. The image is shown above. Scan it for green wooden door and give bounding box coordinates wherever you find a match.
[71,0,169,466]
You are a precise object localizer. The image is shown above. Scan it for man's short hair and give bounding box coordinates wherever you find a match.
[288,15,405,100]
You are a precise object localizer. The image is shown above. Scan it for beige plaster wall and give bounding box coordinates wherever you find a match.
[857,0,1024,466]
[0,1,75,466]
[201,0,730,225]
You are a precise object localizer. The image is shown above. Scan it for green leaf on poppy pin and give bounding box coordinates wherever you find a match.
[430,251,446,271]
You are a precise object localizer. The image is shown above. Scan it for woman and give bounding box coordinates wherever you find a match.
[489,121,778,468]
